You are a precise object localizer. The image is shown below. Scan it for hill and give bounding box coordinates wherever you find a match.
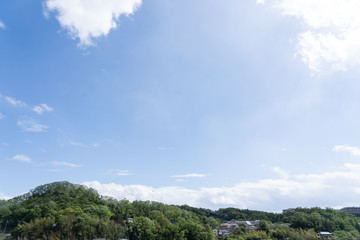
[0,181,360,239]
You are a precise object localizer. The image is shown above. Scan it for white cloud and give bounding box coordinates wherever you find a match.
[344,163,360,171]
[0,192,11,200]
[33,104,53,114]
[52,161,81,168]
[0,113,5,120]
[271,166,289,179]
[1,95,52,115]
[259,0,360,72]
[116,170,133,176]
[107,169,133,176]
[43,0,142,47]
[333,145,360,157]
[17,118,49,132]
[0,20,6,30]
[171,173,207,178]
[67,140,101,148]
[3,96,27,107]
[84,162,360,211]
[12,154,32,163]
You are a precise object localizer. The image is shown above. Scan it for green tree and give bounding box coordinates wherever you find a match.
[128,216,155,240]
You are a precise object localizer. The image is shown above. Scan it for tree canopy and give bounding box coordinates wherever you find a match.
[1,181,359,240]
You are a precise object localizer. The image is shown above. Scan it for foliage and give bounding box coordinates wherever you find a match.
[288,207,360,232]
[1,181,360,239]
[0,181,214,240]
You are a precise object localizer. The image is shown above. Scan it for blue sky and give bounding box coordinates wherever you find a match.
[2,0,360,212]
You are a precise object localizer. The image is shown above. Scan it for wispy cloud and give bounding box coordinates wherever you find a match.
[116,170,133,176]
[271,166,289,179]
[333,145,360,157]
[259,0,360,73]
[68,140,88,147]
[157,146,174,151]
[103,139,122,147]
[3,96,27,107]
[0,20,6,30]
[67,140,100,148]
[43,0,142,47]
[17,118,49,132]
[52,161,81,168]
[12,154,32,163]
[0,113,5,120]
[33,104,53,114]
[107,169,133,176]
[171,173,207,178]
[1,95,53,116]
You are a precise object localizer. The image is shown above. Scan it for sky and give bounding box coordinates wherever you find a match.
[2,0,360,212]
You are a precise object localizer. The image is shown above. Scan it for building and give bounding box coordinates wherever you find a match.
[214,219,261,237]
[317,231,333,239]
[238,220,260,230]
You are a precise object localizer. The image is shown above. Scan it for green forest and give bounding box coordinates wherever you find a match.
[0,181,360,240]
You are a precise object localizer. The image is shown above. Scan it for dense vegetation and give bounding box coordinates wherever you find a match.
[0,181,359,239]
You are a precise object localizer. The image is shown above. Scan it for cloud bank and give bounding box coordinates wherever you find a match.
[0,192,11,200]
[260,0,360,72]
[43,0,142,47]
[84,161,360,211]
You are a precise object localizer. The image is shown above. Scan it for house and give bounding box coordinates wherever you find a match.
[213,228,230,237]
[214,219,261,237]
[317,231,333,239]
[238,220,260,230]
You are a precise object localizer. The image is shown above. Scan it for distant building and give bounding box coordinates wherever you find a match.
[317,231,333,239]
[213,228,231,237]
[238,220,260,230]
[339,207,360,216]
[214,219,260,237]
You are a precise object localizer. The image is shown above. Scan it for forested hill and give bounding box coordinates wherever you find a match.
[0,181,360,240]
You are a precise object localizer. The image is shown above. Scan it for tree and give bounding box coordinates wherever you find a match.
[259,220,270,233]
[128,217,155,240]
